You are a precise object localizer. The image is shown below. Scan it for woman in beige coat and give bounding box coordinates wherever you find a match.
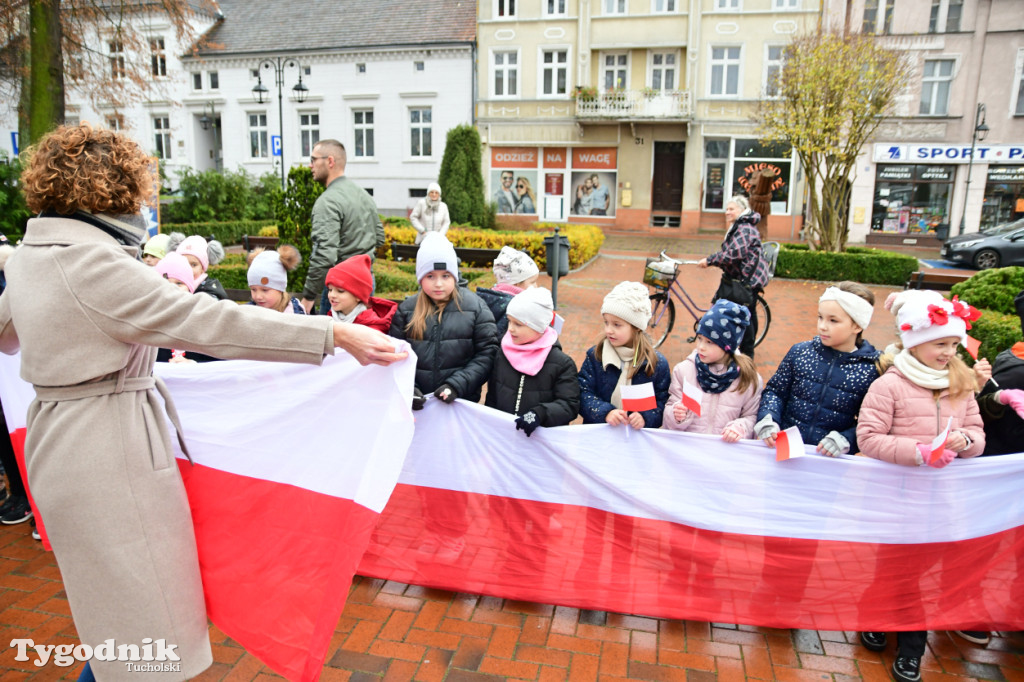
[0,124,405,681]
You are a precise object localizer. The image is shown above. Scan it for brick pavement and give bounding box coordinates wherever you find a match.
[2,237,1017,682]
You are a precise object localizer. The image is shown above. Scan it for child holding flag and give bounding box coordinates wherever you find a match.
[855,291,984,682]
[662,299,763,439]
[578,281,670,429]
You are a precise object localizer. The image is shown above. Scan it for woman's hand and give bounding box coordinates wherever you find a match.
[606,409,628,426]
[697,258,709,269]
[332,323,408,366]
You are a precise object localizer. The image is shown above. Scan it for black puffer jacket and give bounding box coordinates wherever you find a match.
[390,289,497,402]
[485,342,580,426]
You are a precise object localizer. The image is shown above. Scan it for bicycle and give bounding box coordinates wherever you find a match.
[643,250,772,349]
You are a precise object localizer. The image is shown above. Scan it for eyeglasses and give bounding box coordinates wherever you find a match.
[516,184,525,189]
[310,155,328,161]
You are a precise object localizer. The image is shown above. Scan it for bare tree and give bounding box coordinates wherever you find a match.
[758,31,909,252]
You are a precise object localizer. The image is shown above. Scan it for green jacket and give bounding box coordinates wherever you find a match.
[302,175,385,300]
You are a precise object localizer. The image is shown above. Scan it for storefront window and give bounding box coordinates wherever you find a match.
[704,139,729,210]
[982,166,1024,229]
[872,164,953,234]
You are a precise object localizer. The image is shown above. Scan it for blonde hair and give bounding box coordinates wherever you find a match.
[404,287,462,340]
[733,353,760,395]
[594,326,658,379]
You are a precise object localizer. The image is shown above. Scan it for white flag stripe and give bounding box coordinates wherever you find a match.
[399,400,1024,545]
[620,383,655,400]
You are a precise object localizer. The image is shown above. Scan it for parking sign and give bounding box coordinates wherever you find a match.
[271,135,281,156]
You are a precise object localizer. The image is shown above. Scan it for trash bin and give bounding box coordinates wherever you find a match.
[543,234,570,278]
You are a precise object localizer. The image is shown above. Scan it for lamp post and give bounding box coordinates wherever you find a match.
[252,56,309,190]
[956,102,990,236]
[198,101,217,131]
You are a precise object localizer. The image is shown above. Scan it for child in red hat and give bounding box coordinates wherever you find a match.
[324,254,397,333]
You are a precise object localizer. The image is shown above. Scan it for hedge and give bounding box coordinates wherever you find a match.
[959,308,1023,365]
[774,244,918,285]
[159,220,276,246]
[950,267,1024,314]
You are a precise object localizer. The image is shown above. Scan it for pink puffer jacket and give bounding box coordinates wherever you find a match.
[662,351,763,437]
[856,366,984,466]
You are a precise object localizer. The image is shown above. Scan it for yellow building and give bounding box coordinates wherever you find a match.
[477,0,818,238]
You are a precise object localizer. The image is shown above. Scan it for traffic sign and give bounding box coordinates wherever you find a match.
[271,135,281,156]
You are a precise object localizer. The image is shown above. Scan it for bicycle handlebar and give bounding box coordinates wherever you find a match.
[658,250,700,266]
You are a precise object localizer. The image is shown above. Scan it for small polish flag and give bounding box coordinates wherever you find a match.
[965,335,982,361]
[776,426,807,462]
[681,380,703,417]
[553,313,565,336]
[621,383,657,412]
[927,416,953,465]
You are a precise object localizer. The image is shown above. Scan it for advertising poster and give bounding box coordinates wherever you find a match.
[491,147,539,215]
[570,148,617,217]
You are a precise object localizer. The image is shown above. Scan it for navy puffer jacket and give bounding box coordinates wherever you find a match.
[390,289,497,402]
[476,287,514,340]
[578,345,671,428]
[757,337,881,450]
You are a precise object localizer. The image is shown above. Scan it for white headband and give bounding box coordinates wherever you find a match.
[819,287,873,331]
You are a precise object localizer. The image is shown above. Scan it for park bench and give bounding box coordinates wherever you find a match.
[391,243,503,268]
[904,270,973,292]
[242,235,279,252]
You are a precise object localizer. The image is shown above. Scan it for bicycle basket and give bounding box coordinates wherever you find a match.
[643,257,678,289]
[762,241,781,283]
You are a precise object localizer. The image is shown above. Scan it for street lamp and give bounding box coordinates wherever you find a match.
[252,56,309,190]
[956,102,990,236]
[198,101,217,131]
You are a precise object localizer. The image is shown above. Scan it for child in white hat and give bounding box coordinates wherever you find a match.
[485,286,579,436]
[478,246,541,340]
[247,246,305,314]
[174,234,228,300]
[577,281,671,430]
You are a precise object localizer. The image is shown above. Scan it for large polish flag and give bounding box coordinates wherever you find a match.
[0,352,416,682]
[359,400,1024,632]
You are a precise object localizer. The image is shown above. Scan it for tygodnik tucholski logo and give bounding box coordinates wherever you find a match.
[10,638,181,671]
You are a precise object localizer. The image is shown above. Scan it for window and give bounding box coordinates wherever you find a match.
[299,112,320,157]
[150,37,166,77]
[493,50,519,97]
[1017,66,1024,116]
[709,46,741,97]
[106,115,122,131]
[153,116,171,159]
[248,113,269,158]
[410,108,432,157]
[653,0,676,11]
[65,116,80,127]
[541,49,568,96]
[930,0,962,33]
[208,71,219,90]
[109,40,125,79]
[715,0,739,7]
[496,0,516,17]
[704,139,729,210]
[604,0,626,14]
[304,66,311,76]
[414,61,425,71]
[192,73,202,91]
[409,188,428,198]
[353,109,374,157]
[764,45,785,97]
[863,0,894,34]
[356,63,366,73]
[545,0,567,15]
[946,0,962,31]
[650,52,676,92]
[773,0,799,7]
[602,53,628,91]
[920,59,954,116]
[250,68,259,78]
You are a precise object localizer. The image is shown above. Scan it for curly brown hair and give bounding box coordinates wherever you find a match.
[21,123,154,215]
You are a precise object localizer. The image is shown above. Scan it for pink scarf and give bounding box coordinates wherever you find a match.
[494,283,523,296]
[501,327,557,376]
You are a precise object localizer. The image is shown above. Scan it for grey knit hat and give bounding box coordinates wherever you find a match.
[415,232,459,282]
[493,246,540,285]
[601,281,652,330]
[507,286,555,333]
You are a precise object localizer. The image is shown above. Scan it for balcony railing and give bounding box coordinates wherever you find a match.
[575,90,693,119]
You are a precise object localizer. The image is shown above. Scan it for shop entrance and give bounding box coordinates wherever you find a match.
[652,142,684,226]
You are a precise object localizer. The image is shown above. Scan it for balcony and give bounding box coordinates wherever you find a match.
[575,90,693,120]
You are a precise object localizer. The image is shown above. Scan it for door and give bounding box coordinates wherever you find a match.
[652,142,685,211]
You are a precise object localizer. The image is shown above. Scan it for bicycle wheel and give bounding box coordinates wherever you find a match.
[753,293,771,348]
[648,293,675,349]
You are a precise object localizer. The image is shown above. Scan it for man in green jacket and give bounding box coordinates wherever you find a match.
[301,139,385,314]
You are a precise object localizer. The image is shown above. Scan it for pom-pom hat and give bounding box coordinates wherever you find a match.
[897,294,981,349]
[247,250,289,292]
[507,286,555,333]
[697,299,750,353]
[415,232,459,282]
[601,281,652,330]
[325,254,374,305]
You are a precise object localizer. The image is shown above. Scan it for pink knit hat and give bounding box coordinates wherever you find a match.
[176,235,211,272]
[154,252,197,293]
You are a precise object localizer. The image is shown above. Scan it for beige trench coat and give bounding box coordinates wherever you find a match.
[0,217,336,681]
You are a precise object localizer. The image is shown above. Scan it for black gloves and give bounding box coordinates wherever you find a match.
[515,410,540,437]
[412,387,426,411]
[434,384,457,404]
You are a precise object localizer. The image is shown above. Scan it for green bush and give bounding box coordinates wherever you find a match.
[160,220,276,246]
[0,154,29,240]
[949,267,1024,314]
[206,262,249,290]
[775,244,918,285]
[437,124,494,229]
[273,166,323,294]
[959,308,1023,364]
[162,168,280,224]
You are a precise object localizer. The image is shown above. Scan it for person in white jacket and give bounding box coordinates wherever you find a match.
[410,182,451,245]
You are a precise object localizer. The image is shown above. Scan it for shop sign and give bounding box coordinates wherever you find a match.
[571,147,617,170]
[916,165,953,182]
[490,147,538,168]
[874,144,1024,164]
[545,173,564,195]
[735,161,786,193]
[987,166,1024,183]
[544,148,567,169]
[876,165,914,181]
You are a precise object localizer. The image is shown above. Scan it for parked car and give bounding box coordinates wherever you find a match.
[941,218,1024,269]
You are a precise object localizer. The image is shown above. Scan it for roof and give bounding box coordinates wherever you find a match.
[193,0,475,57]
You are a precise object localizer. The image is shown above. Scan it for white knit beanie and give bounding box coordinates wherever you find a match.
[601,281,652,330]
[507,286,555,333]
[493,246,540,285]
[897,295,979,349]
[247,250,287,292]
[416,232,459,282]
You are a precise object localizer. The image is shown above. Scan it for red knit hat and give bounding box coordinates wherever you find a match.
[325,254,373,304]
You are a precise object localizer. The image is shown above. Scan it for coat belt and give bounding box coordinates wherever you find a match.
[33,374,193,464]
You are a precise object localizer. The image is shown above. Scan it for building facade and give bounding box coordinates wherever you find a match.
[476,0,819,239]
[825,0,1024,245]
